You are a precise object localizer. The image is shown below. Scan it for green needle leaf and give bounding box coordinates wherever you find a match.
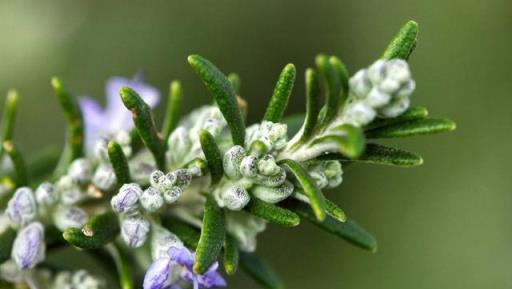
[240,252,284,289]
[279,159,326,221]
[0,227,16,265]
[329,56,349,103]
[3,141,28,186]
[287,200,377,252]
[63,211,120,249]
[194,195,226,274]
[0,90,18,159]
[106,242,134,289]
[245,198,300,227]
[161,218,200,250]
[162,80,182,142]
[199,129,224,185]
[263,63,296,122]
[223,235,239,275]
[382,20,419,60]
[108,141,131,186]
[52,77,84,176]
[366,118,456,139]
[228,73,241,95]
[120,87,166,170]
[365,106,428,130]
[316,54,341,126]
[311,124,365,159]
[320,143,423,167]
[298,68,321,142]
[188,55,246,146]
[325,198,346,222]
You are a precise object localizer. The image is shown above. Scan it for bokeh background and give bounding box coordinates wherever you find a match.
[1,0,511,288]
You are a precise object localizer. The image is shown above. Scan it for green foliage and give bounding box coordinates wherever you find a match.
[263,63,296,122]
[63,211,120,249]
[245,197,300,227]
[223,235,239,275]
[366,118,456,139]
[3,141,28,186]
[108,141,131,186]
[199,129,224,185]
[188,54,246,146]
[120,87,166,170]
[0,227,16,265]
[194,195,226,274]
[382,20,419,60]
[162,80,182,142]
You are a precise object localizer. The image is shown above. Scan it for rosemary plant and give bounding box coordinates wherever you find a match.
[0,20,455,289]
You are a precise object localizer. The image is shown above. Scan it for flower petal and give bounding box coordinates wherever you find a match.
[168,246,194,270]
[79,97,107,152]
[144,258,171,289]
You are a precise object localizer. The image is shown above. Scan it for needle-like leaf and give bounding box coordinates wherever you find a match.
[162,80,182,142]
[366,118,456,139]
[329,56,349,103]
[223,235,239,275]
[279,159,326,221]
[240,252,284,289]
[120,87,166,170]
[382,20,419,60]
[52,77,84,176]
[297,68,321,143]
[3,141,28,186]
[287,200,377,252]
[365,106,428,130]
[316,54,341,126]
[106,242,134,289]
[0,227,16,265]
[194,195,226,274]
[199,129,224,185]
[263,63,296,122]
[63,211,120,249]
[108,141,131,187]
[0,90,18,159]
[325,198,346,222]
[320,143,423,167]
[188,55,246,146]
[245,198,300,227]
[311,124,365,158]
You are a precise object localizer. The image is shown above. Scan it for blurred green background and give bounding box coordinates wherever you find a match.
[1,0,511,288]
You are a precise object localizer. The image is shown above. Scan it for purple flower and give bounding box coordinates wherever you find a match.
[79,73,160,153]
[11,222,45,270]
[6,187,37,226]
[144,246,226,289]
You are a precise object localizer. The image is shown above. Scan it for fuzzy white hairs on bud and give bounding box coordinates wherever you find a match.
[11,222,45,270]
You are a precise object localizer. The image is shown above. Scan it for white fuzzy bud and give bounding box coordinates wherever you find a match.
[140,187,164,212]
[121,215,150,248]
[68,158,93,184]
[252,180,294,203]
[35,182,58,207]
[149,170,165,188]
[253,168,286,187]
[223,145,246,179]
[240,156,258,178]
[57,175,83,205]
[257,155,280,176]
[12,222,45,270]
[92,164,116,191]
[214,184,250,210]
[366,88,391,107]
[72,270,106,289]
[162,187,183,204]
[324,161,343,188]
[349,70,371,98]
[93,137,109,162]
[151,226,183,260]
[167,127,191,166]
[246,121,287,152]
[111,183,142,215]
[53,206,88,231]
[173,169,192,188]
[7,187,37,226]
[309,170,328,189]
[342,101,376,126]
[378,95,410,118]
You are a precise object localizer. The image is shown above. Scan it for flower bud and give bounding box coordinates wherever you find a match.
[253,168,286,187]
[214,184,250,211]
[72,270,106,289]
[57,175,83,205]
[140,187,164,212]
[309,170,328,189]
[92,164,117,191]
[35,182,58,207]
[378,95,410,118]
[121,215,150,248]
[223,146,246,179]
[7,187,37,226]
[68,158,93,184]
[367,60,386,84]
[151,226,183,260]
[53,206,88,231]
[366,88,391,107]
[240,156,258,178]
[324,161,343,188]
[252,180,294,203]
[173,169,192,188]
[349,70,371,98]
[93,137,109,162]
[257,155,280,176]
[162,187,183,204]
[12,222,45,269]
[111,183,142,215]
[342,101,376,126]
[167,127,190,166]
[149,170,165,188]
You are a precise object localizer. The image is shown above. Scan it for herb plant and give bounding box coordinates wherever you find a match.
[0,20,455,289]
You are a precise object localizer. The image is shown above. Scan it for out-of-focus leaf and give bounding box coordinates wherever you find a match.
[162,80,182,142]
[366,118,456,139]
[311,124,365,159]
[223,235,239,275]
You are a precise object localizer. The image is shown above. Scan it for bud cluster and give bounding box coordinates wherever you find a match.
[51,270,106,289]
[306,160,343,189]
